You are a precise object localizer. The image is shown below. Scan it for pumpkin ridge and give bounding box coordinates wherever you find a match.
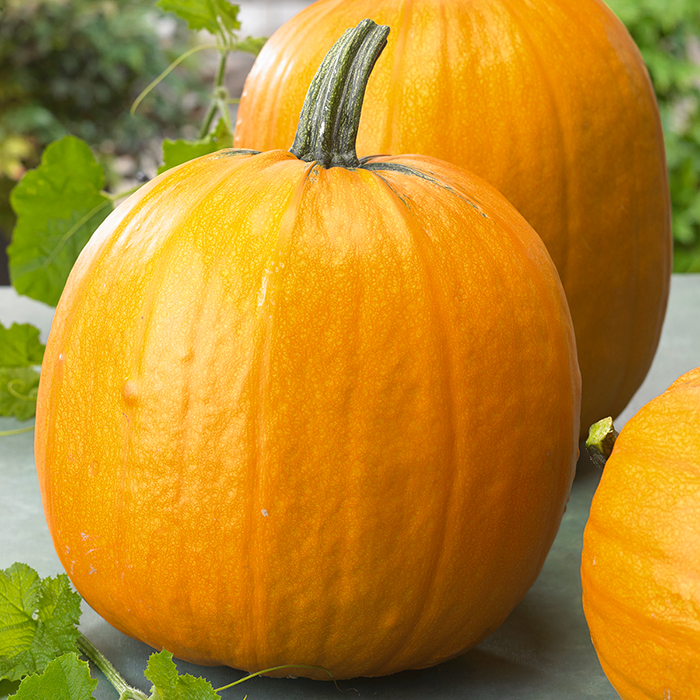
[588,2,669,429]
[108,153,302,651]
[37,167,213,638]
[238,159,320,669]
[360,165,467,670]
[499,0,573,283]
[122,155,258,380]
[92,165,251,576]
[588,580,700,686]
[436,1,452,147]
[597,26,644,420]
[119,219,221,643]
[378,0,412,156]
[500,0,645,426]
[340,170,435,674]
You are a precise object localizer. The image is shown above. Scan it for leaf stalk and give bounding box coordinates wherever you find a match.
[0,424,34,436]
[198,49,231,139]
[77,633,148,700]
[130,43,218,117]
[215,664,334,691]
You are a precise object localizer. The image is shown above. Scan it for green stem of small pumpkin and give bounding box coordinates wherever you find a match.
[585,417,619,469]
[289,19,389,169]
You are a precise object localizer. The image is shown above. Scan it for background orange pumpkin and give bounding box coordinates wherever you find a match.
[35,21,580,679]
[234,0,672,437]
[581,367,700,698]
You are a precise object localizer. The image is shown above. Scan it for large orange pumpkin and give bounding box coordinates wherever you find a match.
[36,21,580,679]
[234,0,672,436]
[582,367,700,698]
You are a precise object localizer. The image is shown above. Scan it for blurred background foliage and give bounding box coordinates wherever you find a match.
[606,0,700,272]
[0,0,210,280]
[1,0,700,274]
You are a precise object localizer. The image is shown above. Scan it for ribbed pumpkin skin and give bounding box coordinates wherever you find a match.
[36,149,580,679]
[582,368,700,698]
[234,0,672,435]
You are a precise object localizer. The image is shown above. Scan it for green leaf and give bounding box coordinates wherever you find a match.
[158,118,233,174]
[0,563,82,682]
[145,650,221,700]
[0,323,45,368]
[157,0,240,42]
[0,367,40,421]
[0,679,21,695]
[232,35,267,57]
[9,653,97,700]
[8,135,113,307]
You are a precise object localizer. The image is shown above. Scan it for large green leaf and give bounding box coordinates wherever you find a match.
[0,323,45,368]
[9,653,97,700]
[0,563,82,682]
[0,367,40,421]
[158,118,233,174]
[145,650,221,700]
[157,0,240,42]
[8,135,112,307]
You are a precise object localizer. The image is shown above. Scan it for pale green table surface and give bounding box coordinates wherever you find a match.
[2,275,699,699]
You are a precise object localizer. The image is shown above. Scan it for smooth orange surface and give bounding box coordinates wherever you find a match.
[36,148,580,679]
[582,367,700,698]
[234,0,672,435]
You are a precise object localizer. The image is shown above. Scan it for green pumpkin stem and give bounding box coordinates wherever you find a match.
[290,19,390,168]
[586,417,619,469]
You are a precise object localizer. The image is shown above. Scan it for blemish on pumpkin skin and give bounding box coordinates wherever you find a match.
[257,254,286,308]
[122,379,139,404]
